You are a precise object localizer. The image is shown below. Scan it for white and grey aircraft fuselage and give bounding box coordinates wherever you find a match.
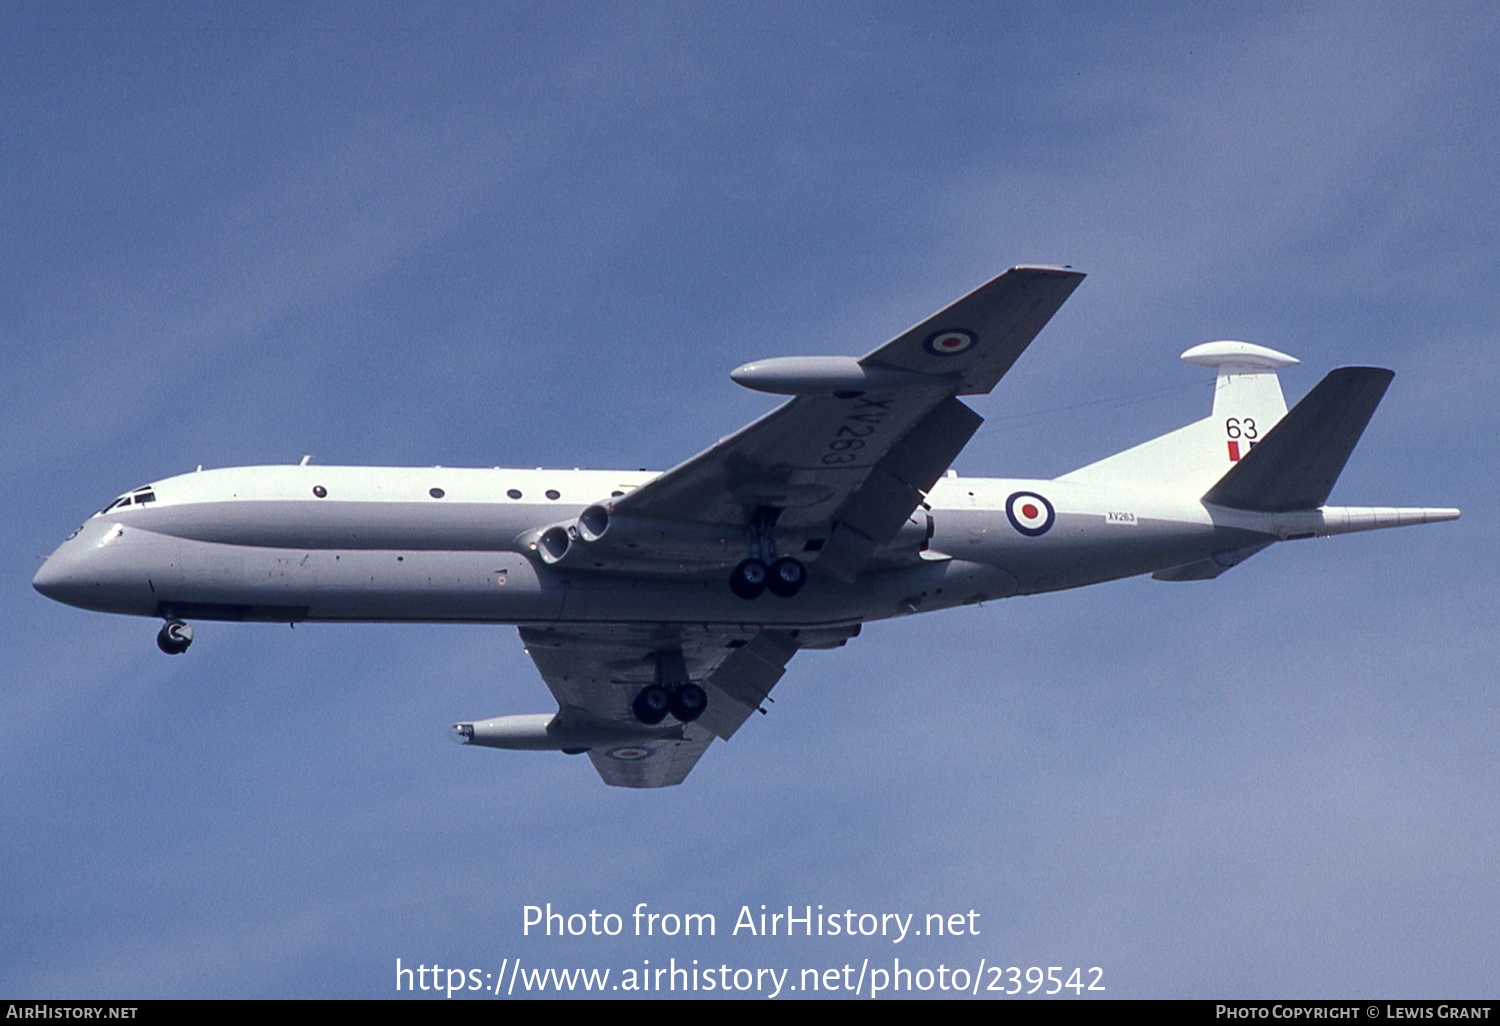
[33,267,1459,787]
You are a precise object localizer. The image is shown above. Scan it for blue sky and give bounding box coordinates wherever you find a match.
[3,2,1496,998]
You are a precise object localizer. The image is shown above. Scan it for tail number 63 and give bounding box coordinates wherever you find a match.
[1225,417,1258,440]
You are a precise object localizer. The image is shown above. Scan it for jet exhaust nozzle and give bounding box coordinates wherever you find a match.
[577,505,610,543]
[536,525,572,564]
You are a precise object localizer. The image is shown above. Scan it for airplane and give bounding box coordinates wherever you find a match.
[32,266,1459,787]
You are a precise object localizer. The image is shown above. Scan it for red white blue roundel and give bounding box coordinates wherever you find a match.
[609,746,651,761]
[923,329,977,356]
[1006,491,1055,536]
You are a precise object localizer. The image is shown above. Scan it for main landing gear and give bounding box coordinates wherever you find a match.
[730,556,806,599]
[631,682,708,725]
[730,507,806,599]
[156,619,193,655]
[632,649,709,726]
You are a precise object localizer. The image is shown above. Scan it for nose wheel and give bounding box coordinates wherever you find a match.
[156,620,193,655]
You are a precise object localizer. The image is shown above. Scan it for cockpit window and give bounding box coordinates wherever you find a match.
[94,488,156,516]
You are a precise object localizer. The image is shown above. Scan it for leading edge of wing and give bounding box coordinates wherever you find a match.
[860,265,1085,396]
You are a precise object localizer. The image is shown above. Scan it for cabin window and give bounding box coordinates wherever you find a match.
[545,489,560,500]
[313,486,327,498]
[507,489,522,500]
[429,488,445,499]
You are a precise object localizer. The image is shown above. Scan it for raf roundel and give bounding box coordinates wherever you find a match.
[609,746,652,761]
[923,329,977,356]
[1006,491,1055,537]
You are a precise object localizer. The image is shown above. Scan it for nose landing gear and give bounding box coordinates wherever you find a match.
[156,620,193,655]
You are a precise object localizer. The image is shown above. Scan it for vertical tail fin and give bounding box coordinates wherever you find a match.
[1188,340,1298,459]
[1201,367,1394,511]
[1059,341,1299,494]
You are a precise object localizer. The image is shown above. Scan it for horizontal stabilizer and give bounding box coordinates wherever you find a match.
[1202,367,1393,512]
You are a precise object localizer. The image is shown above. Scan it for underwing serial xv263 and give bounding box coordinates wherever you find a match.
[32,267,1459,787]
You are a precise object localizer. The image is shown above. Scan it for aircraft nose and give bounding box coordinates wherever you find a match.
[33,557,57,596]
[31,521,149,613]
[33,548,83,603]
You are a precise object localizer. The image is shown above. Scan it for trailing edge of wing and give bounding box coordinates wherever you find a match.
[696,629,799,740]
[1202,367,1394,513]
